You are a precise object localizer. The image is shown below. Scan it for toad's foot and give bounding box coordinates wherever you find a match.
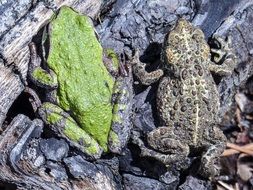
[131,127,189,165]
[199,125,226,178]
[209,35,237,76]
[199,142,225,178]
[132,50,164,85]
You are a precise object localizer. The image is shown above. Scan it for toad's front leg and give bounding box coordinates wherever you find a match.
[132,51,164,85]
[208,35,237,76]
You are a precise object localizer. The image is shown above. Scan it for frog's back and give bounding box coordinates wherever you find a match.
[157,19,220,145]
[47,7,114,150]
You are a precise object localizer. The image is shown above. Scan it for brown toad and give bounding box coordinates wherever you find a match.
[132,19,236,178]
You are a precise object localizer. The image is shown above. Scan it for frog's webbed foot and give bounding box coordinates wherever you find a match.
[29,42,58,89]
[131,127,189,165]
[209,35,237,76]
[132,50,164,86]
[199,125,226,178]
[38,102,103,159]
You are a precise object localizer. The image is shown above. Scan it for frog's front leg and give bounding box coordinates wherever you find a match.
[29,42,58,89]
[208,35,237,76]
[199,124,227,178]
[38,102,103,159]
[132,51,164,85]
[131,127,190,165]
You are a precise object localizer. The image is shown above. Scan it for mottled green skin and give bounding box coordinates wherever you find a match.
[46,6,114,151]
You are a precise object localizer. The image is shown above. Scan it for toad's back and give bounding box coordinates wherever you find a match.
[156,19,220,146]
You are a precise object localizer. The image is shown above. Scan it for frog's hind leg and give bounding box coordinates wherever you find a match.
[108,64,133,154]
[208,35,237,76]
[38,102,103,159]
[132,50,164,85]
[199,124,226,178]
[132,127,189,165]
[29,42,58,89]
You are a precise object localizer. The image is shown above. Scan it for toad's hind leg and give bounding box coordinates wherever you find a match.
[132,127,189,165]
[199,124,226,178]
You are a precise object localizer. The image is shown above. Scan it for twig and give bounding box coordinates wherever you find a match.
[222,143,253,156]
[217,181,235,190]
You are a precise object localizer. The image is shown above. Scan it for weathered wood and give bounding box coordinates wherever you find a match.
[0,61,24,128]
[0,114,119,189]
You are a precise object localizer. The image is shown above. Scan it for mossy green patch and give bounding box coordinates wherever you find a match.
[64,119,101,155]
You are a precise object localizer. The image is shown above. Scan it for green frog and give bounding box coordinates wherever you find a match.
[28,6,132,159]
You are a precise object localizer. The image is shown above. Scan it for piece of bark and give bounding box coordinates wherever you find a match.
[0,114,120,189]
[98,0,195,57]
[123,174,172,190]
[192,0,240,38]
[0,61,24,129]
[215,1,253,124]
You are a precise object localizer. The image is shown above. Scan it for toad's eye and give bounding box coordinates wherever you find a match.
[192,28,204,41]
[168,33,180,45]
[192,34,200,41]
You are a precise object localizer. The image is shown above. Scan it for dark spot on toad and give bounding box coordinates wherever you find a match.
[173,101,179,110]
[182,70,187,80]
[186,98,192,103]
[192,90,197,96]
[181,106,187,112]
